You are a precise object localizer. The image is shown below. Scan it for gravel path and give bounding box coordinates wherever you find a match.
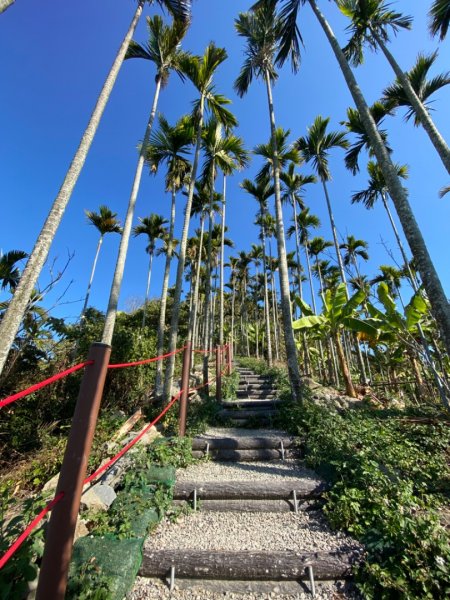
[128,429,362,599]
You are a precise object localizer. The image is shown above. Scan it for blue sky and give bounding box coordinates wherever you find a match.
[1,0,449,322]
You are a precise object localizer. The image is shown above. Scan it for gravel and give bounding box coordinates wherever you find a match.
[128,428,362,599]
[199,428,292,439]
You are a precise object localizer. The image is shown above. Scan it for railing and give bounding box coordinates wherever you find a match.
[0,340,232,599]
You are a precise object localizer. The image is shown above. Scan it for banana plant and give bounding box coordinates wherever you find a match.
[293,283,379,397]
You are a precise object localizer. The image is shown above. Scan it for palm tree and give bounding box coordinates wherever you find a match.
[280,162,316,303]
[0,0,15,14]
[268,0,450,358]
[296,116,349,289]
[429,0,450,40]
[338,0,450,174]
[241,177,274,365]
[80,206,122,323]
[163,43,237,400]
[340,235,369,279]
[133,214,168,328]
[235,2,302,400]
[0,0,191,376]
[382,51,450,127]
[0,250,27,292]
[201,119,249,377]
[309,237,334,302]
[102,15,188,345]
[145,113,194,393]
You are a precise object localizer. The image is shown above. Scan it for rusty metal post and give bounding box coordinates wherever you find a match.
[36,343,111,600]
[178,341,191,437]
[216,346,222,403]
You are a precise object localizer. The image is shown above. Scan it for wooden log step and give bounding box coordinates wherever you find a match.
[192,436,294,450]
[139,549,358,580]
[191,448,297,461]
[218,409,278,419]
[173,479,325,500]
[226,399,279,407]
[172,499,316,512]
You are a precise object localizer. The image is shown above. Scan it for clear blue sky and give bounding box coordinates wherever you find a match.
[1,0,449,321]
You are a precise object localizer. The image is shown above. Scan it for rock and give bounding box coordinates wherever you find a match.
[81,483,116,512]
[42,472,60,494]
[137,426,162,447]
[74,517,89,542]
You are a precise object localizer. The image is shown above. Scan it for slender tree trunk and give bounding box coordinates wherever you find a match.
[309,0,450,361]
[142,251,154,329]
[164,94,205,399]
[102,76,162,344]
[372,31,450,174]
[189,214,205,370]
[261,220,273,366]
[334,331,357,398]
[203,174,215,387]
[291,195,304,305]
[264,70,302,401]
[80,235,103,322]
[270,270,280,361]
[322,180,347,287]
[219,175,226,346]
[0,0,15,14]
[155,188,176,394]
[0,2,144,375]
[231,277,236,356]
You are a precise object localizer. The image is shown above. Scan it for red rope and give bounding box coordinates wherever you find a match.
[84,390,183,485]
[107,346,186,369]
[0,492,64,570]
[0,362,93,409]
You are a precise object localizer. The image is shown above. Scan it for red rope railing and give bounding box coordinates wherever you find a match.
[0,342,229,570]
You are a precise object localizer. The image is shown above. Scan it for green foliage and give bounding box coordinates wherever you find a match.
[280,401,450,598]
[0,492,46,599]
[222,369,240,400]
[66,557,113,600]
[146,436,194,469]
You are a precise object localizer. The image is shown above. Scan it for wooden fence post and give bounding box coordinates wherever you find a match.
[36,343,111,600]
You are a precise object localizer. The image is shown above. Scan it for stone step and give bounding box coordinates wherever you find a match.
[236,392,277,400]
[191,448,298,461]
[140,549,358,581]
[172,498,316,512]
[173,479,325,500]
[192,435,293,450]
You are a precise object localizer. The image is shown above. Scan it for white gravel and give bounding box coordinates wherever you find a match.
[128,428,362,599]
[176,460,317,483]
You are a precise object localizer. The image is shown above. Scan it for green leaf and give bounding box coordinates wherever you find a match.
[377,282,397,315]
[330,283,348,322]
[342,317,380,339]
[405,292,428,330]
[292,315,325,330]
[342,288,366,318]
[294,297,314,316]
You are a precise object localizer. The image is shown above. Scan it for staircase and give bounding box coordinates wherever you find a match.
[218,365,281,425]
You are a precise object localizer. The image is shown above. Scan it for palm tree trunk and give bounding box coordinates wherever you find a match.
[155,187,177,394]
[261,220,273,366]
[189,213,205,369]
[334,331,357,398]
[142,251,154,329]
[291,195,303,305]
[231,279,236,356]
[164,94,205,400]
[202,175,215,387]
[80,235,103,322]
[0,0,15,15]
[372,30,450,174]
[309,0,450,360]
[322,180,347,287]
[264,70,301,401]
[102,76,162,344]
[219,175,226,346]
[0,1,144,374]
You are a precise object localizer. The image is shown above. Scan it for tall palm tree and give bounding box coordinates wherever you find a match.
[235,2,302,400]
[201,119,249,375]
[308,237,334,303]
[280,162,316,303]
[0,250,28,292]
[80,206,122,323]
[163,43,237,400]
[382,51,450,127]
[429,0,450,40]
[267,0,450,357]
[296,116,349,289]
[0,0,15,14]
[340,235,369,279]
[338,0,450,174]
[102,15,188,345]
[133,214,168,328]
[0,0,191,376]
[241,177,274,365]
[145,113,194,393]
